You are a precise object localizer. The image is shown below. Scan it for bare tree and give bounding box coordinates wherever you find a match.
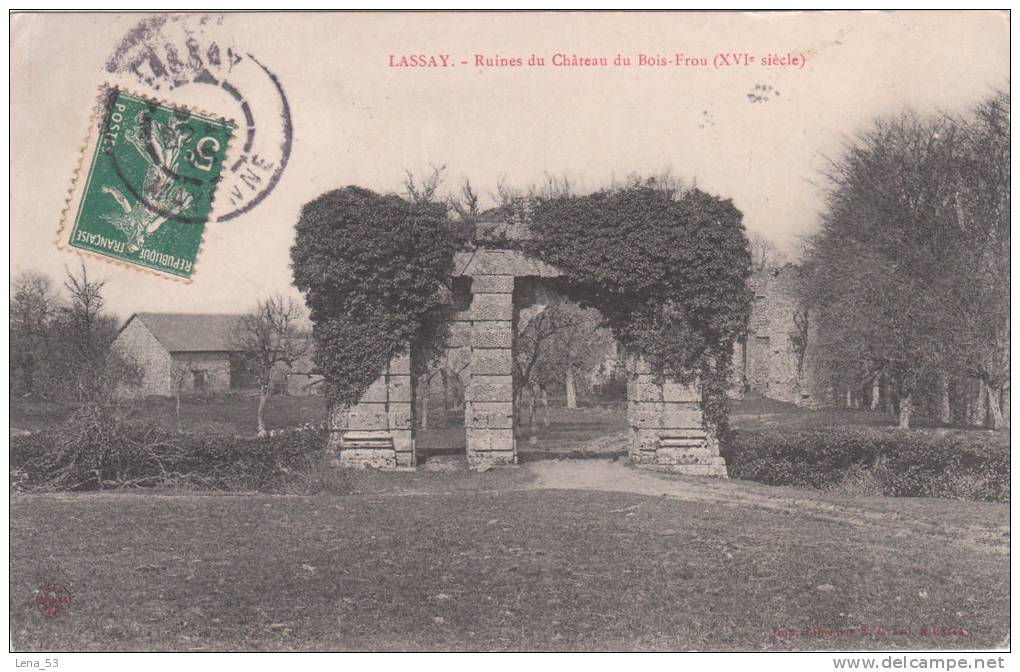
[402,163,447,205]
[749,232,788,272]
[449,178,480,220]
[232,294,310,435]
[527,173,573,200]
[514,300,611,438]
[11,270,58,395]
[63,261,108,361]
[514,304,566,439]
[447,178,481,243]
[57,262,137,402]
[170,364,190,432]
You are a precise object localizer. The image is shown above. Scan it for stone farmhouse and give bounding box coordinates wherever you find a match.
[113,313,321,397]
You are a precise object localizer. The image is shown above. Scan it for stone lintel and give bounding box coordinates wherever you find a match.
[453,249,560,278]
[471,275,515,293]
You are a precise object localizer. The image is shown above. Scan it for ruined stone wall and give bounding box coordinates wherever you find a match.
[736,265,823,407]
[328,249,730,476]
[627,356,727,476]
[329,352,415,469]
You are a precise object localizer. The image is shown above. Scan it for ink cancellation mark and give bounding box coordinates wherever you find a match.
[106,14,293,222]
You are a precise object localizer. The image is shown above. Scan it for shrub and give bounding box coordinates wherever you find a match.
[721,425,1009,502]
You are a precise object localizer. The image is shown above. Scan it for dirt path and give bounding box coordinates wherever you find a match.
[523,458,1009,556]
[526,458,858,514]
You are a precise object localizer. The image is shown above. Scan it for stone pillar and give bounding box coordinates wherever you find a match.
[465,274,516,467]
[626,356,728,477]
[329,352,415,469]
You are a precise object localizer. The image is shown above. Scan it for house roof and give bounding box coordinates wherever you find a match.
[130,313,245,353]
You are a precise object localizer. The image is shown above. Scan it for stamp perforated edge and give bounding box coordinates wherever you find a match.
[55,83,237,284]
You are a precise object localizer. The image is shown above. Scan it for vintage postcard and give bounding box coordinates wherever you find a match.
[8,10,1010,663]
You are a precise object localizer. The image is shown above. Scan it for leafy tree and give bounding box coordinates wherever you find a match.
[290,186,457,406]
[806,112,960,427]
[232,294,309,435]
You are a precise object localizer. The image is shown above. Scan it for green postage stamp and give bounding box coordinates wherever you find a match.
[58,88,235,280]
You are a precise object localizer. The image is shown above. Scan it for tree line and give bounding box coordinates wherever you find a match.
[804,92,1009,429]
[10,263,139,402]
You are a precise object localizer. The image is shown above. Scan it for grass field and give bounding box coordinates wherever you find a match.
[726,394,991,432]
[11,470,1008,652]
[13,391,999,441]
[11,393,326,436]
[10,391,1009,651]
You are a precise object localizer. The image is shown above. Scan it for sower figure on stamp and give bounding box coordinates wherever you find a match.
[101,111,195,253]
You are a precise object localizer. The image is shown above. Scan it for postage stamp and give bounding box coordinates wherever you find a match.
[58,87,235,280]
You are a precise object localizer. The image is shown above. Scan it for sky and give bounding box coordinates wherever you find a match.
[10,11,1010,320]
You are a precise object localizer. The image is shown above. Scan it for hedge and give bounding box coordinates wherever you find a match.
[11,405,327,493]
[721,425,1009,502]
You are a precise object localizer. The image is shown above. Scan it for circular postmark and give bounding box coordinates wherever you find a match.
[105,14,293,222]
[35,583,72,618]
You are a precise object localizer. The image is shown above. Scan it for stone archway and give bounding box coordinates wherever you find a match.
[328,248,727,477]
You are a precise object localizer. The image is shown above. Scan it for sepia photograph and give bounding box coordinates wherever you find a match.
[7,9,1011,662]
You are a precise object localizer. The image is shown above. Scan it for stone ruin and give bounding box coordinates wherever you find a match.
[732,264,824,407]
[327,248,728,477]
